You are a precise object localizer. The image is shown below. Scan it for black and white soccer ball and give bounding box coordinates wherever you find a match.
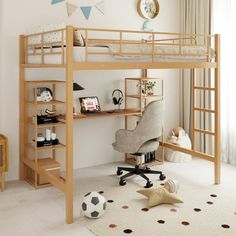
[81,191,106,219]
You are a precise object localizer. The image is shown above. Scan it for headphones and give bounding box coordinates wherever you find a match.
[112,89,123,105]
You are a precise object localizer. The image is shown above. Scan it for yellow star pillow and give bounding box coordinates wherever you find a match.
[137,187,183,208]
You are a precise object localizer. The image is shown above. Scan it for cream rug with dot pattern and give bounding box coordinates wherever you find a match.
[81,180,236,236]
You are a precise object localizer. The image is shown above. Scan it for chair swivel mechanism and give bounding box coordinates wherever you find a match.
[112,100,166,188]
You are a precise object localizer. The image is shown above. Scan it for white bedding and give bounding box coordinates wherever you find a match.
[27,45,214,64]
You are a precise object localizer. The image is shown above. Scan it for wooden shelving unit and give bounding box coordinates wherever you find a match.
[124,76,164,167]
[21,80,66,189]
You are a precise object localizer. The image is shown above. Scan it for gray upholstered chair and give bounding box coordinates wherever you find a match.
[112,100,166,188]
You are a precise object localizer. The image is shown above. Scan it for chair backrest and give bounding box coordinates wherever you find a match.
[134,100,163,142]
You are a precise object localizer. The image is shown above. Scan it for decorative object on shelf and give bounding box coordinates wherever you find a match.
[137,80,156,95]
[142,20,153,31]
[137,187,183,208]
[37,87,53,102]
[45,109,56,115]
[51,0,64,5]
[137,0,160,19]
[81,191,107,218]
[0,134,8,192]
[163,179,180,193]
[112,89,123,110]
[165,127,192,163]
[36,131,59,147]
[37,114,58,124]
[66,2,78,17]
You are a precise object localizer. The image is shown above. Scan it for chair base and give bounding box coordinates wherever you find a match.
[117,165,166,188]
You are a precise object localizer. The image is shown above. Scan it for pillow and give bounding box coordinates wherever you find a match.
[27,23,66,45]
[74,30,85,47]
[137,187,183,208]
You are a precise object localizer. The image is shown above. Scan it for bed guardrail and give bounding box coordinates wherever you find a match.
[23,27,215,65]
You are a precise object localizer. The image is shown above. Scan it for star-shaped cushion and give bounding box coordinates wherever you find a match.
[137,187,183,208]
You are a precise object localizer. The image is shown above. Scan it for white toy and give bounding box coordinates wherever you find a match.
[163,179,179,193]
[81,191,107,219]
[165,127,192,163]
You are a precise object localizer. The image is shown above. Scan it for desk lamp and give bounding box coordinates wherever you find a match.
[73,82,84,114]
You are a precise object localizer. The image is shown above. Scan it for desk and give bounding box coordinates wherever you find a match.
[73,108,141,120]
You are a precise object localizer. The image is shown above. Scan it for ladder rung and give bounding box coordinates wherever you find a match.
[193,128,215,136]
[194,107,215,113]
[194,86,215,91]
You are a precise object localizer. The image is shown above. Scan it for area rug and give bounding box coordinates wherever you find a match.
[81,180,236,236]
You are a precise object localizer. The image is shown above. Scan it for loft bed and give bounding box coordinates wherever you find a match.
[19,25,220,224]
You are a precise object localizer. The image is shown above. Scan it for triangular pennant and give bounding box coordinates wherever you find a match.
[51,0,64,5]
[80,6,92,20]
[66,2,78,17]
[95,1,105,15]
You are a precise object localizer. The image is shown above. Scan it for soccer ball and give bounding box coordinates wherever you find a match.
[81,191,107,219]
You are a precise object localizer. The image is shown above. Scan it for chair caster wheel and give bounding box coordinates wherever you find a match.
[119,179,126,186]
[159,174,166,181]
[145,181,153,188]
[117,169,123,176]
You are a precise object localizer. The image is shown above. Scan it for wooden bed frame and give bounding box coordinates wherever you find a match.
[19,25,220,224]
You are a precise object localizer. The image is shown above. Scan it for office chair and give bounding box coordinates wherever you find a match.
[112,100,166,188]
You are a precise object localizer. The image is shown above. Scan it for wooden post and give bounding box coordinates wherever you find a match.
[191,68,196,150]
[214,34,221,184]
[19,35,26,180]
[65,26,74,223]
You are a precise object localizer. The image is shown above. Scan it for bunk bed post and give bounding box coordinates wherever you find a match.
[19,35,26,180]
[65,25,74,223]
[214,34,221,184]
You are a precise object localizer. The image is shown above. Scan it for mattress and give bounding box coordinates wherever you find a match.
[27,45,214,64]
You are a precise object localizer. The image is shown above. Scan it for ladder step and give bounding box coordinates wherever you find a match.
[193,128,215,136]
[194,107,215,113]
[194,86,215,91]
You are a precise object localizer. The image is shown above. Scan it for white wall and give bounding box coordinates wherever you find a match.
[1,0,180,180]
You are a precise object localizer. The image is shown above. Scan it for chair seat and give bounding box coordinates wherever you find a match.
[137,140,159,153]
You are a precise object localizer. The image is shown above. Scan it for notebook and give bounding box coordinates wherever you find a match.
[79,96,101,113]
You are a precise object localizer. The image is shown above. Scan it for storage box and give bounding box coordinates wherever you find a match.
[37,158,61,185]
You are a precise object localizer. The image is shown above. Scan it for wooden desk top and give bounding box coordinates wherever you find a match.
[73,108,141,120]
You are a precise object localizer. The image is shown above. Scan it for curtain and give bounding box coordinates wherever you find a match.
[180,0,213,154]
[213,0,236,165]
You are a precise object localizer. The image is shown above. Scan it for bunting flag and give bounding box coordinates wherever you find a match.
[80,6,92,20]
[51,0,64,5]
[95,1,105,15]
[66,2,78,17]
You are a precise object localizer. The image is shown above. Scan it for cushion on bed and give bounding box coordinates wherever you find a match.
[27,23,66,45]
[74,30,85,46]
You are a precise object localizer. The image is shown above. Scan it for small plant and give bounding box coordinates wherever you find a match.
[137,80,156,95]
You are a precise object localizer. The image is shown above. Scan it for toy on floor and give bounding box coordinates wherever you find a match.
[165,127,192,163]
[81,191,107,219]
[137,187,183,208]
[163,179,179,193]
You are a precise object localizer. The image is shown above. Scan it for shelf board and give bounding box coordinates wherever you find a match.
[27,121,66,128]
[73,108,141,120]
[25,80,65,84]
[27,100,65,106]
[28,143,66,152]
[125,77,161,81]
[126,94,163,99]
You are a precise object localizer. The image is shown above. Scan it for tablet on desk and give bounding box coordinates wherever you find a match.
[79,96,101,113]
